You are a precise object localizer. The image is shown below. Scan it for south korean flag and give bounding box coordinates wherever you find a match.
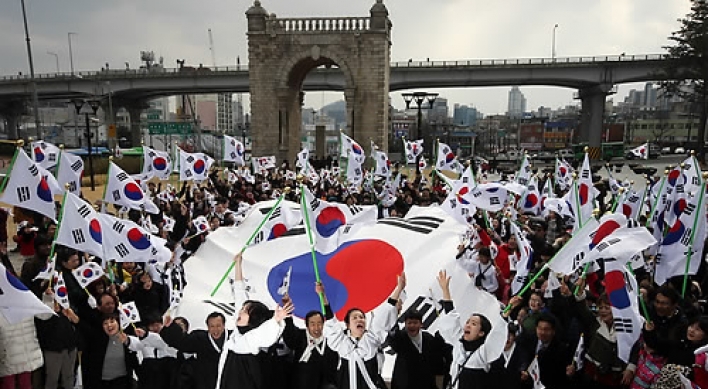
[98,213,163,263]
[57,151,84,196]
[404,138,424,165]
[142,146,172,181]
[0,149,56,220]
[223,135,246,166]
[55,193,104,257]
[30,140,60,170]
[103,162,159,214]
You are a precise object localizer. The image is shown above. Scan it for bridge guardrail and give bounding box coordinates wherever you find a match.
[0,54,666,82]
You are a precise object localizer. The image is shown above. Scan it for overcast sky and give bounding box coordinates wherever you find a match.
[0,0,692,115]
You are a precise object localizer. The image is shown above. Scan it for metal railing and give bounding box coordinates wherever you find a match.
[0,54,665,82]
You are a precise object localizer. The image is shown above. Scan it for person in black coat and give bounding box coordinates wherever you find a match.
[35,303,80,389]
[281,290,338,389]
[388,310,448,389]
[162,311,228,389]
[489,322,529,389]
[517,313,573,389]
[130,270,169,323]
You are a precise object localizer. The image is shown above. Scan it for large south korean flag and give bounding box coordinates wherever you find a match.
[176,204,477,331]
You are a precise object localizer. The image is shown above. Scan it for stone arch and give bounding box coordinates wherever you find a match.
[246,0,392,164]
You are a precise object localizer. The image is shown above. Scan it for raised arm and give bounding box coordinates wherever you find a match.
[435,270,463,345]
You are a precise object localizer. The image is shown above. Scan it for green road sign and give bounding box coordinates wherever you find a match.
[148,122,193,135]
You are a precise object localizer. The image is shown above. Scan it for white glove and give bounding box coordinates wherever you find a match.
[87,295,97,309]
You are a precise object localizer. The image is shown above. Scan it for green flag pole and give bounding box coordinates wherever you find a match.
[0,141,22,193]
[645,174,667,228]
[299,184,327,313]
[682,182,705,298]
[210,188,291,297]
[626,263,651,324]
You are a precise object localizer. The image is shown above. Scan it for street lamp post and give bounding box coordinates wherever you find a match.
[68,32,77,75]
[72,98,100,191]
[47,51,59,73]
[552,24,559,61]
[19,0,42,139]
[402,91,438,159]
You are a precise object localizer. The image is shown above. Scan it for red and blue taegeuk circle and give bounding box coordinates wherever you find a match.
[34,147,45,162]
[456,186,470,205]
[266,239,404,319]
[153,157,168,171]
[57,286,68,297]
[193,159,206,174]
[127,228,151,250]
[36,178,53,202]
[524,193,539,209]
[662,220,686,246]
[667,169,683,187]
[445,153,455,164]
[123,183,143,201]
[351,143,363,155]
[268,223,288,240]
[89,219,102,244]
[605,270,631,309]
[589,219,621,249]
[315,207,346,238]
[578,183,590,205]
[82,268,94,278]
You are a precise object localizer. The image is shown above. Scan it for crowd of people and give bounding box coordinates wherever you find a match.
[0,158,708,389]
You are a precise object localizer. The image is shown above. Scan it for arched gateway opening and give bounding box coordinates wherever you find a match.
[246,0,392,163]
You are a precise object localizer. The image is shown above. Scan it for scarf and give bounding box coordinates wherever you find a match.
[299,332,326,363]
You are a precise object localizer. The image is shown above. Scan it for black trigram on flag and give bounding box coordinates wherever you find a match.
[398,296,440,329]
[48,153,57,162]
[67,181,78,193]
[78,204,91,219]
[17,186,30,202]
[28,164,39,177]
[115,243,130,258]
[72,229,86,244]
[613,317,634,333]
[309,197,321,212]
[116,172,129,182]
[186,156,195,164]
[112,190,121,202]
[71,160,83,172]
[112,221,126,234]
[268,207,282,221]
[184,170,192,178]
[347,204,364,215]
[378,216,444,234]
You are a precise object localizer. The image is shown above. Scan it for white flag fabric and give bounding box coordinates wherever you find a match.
[418,157,427,171]
[246,200,301,247]
[34,256,56,281]
[119,301,141,329]
[579,219,657,271]
[468,183,507,212]
[604,258,644,362]
[0,149,56,220]
[345,155,364,187]
[434,142,461,174]
[371,146,391,178]
[617,188,646,220]
[192,216,210,235]
[554,157,573,191]
[655,186,707,286]
[544,272,562,299]
[97,213,167,263]
[53,272,71,309]
[575,153,596,226]
[142,146,172,181]
[573,334,585,371]
[113,145,124,160]
[252,156,277,175]
[277,266,292,296]
[179,149,214,182]
[0,263,54,324]
[103,162,158,214]
[403,139,424,165]
[31,140,60,170]
[680,155,703,197]
[301,186,377,254]
[55,193,104,258]
[296,148,310,174]
[223,135,246,166]
[440,166,477,224]
[56,151,84,196]
[339,133,366,165]
[510,222,534,295]
[629,143,649,160]
[547,217,601,276]
[72,262,105,289]
[520,176,541,216]
[528,357,546,389]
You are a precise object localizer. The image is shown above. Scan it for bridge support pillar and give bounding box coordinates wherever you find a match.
[0,100,26,140]
[101,101,120,151]
[578,85,612,160]
[126,104,148,148]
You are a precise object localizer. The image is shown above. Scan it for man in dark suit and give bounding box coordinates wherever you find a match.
[517,313,573,389]
[388,310,448,389]
[162,311,228,389]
